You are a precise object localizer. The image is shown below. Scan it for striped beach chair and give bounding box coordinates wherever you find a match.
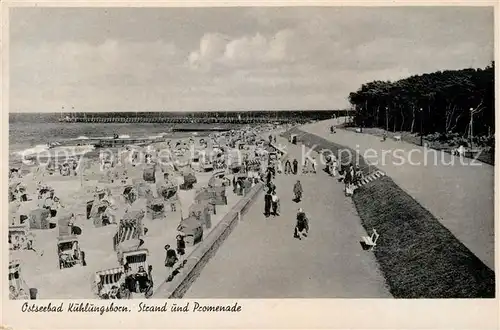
[9,260,32,300]
[113,220,141,252]
[94,267,125,298]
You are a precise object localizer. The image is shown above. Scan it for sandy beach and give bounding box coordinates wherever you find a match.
[8,125,287,299]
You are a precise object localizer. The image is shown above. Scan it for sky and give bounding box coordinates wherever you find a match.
[9,6,494,113]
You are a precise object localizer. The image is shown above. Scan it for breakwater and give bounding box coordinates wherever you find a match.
[52,110,352,124]
[61,116,283,124]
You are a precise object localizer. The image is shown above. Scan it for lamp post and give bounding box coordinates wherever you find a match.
[385,106,389,132]
[419,108,424,147]
[469,107,474,149]
[362,101,367,133]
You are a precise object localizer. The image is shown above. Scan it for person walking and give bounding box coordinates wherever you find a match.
[176,235,186,257]
[267,181,276,194]
[338,163,346,182]
[164,244,178,281]
[302,158,309,174]
[350,164,356,187]
[284,159,292,174]
[344,164,354,196]
[270,164,276,179]
[232,175,237,194]
[266,168,273,186]
[244,159,249,173]
[325,155,332,175]
[264,189,273,217]
[236,177,243,196]
[271,190,280,216]
[294,208,309,240]
[354,165,363,184]
[292,159,298,175]
[331,156,338,177]
[293,180,303,202]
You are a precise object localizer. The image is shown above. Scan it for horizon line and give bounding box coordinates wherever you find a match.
[10,109,354,114]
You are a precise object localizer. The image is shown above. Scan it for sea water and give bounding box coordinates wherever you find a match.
[8,113,226,168]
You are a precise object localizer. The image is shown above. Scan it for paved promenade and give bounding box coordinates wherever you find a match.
[301,119,494,270]
[185,136,391,298]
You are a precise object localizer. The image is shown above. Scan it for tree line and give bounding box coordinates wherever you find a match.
[348,62,494,138]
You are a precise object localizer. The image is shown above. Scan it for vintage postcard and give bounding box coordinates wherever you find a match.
[2,1,499,329]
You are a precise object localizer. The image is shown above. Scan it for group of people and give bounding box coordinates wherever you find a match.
[263,182,280,217]
[100,284,125,299]
[233,174,259,196]
[283,159,299,175]
[59,159,79,176]
[100,264,153,299]
[10,183,28,202]
[264,140,367,240]
[263,158,309,240]
[9,285,29,300]
[37,184,63,218]
[163,235,187,282]
[338,163,364,196]
[123,264,153,296]
[325,154,339,177]
[283,157,317,175]
[325,154,364,196]
[9,232,35,251]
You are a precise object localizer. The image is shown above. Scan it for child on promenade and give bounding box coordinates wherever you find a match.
[284,159,292,174]
[271,190,280,216]
[264,189,273,217]
[293,180,303,202]
[294,208,309,240]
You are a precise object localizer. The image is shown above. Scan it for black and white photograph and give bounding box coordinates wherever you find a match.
[5,3,496,308]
